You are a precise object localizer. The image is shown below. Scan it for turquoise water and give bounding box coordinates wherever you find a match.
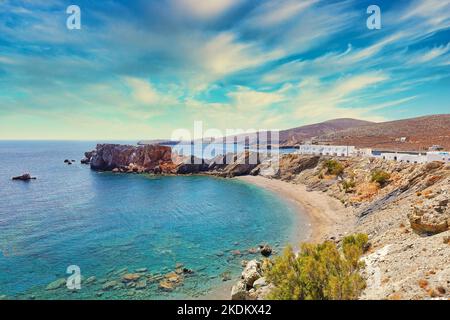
[0,141,305,299]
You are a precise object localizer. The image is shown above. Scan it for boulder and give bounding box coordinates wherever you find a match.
[408,194,450,234]
[231,280,249,300]
[241,260,262,287]
[260,245,273,257]
[252,277,267,290]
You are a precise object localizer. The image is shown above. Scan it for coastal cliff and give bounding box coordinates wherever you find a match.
[84,144,260,176]
[88,144,175,172]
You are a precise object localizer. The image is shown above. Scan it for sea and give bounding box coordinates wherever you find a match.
[0,141,306,299]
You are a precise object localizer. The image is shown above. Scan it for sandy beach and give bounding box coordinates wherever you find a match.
[236,176,355,243]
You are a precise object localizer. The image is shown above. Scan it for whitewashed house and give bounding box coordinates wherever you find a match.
[379,151,450,164]
[426,152,450,162]
[297,145,356,157]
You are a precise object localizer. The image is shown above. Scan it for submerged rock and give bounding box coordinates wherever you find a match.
[221,271,232,282]
[135,279,147,290]
[159,280,175,291]
[122,273,141,282]
[102,280,119,291]
[45,278,66,291]
[85,276,96,285]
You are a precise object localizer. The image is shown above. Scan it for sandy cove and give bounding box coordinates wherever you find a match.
[236,175,356,243]
[203,175,352,300]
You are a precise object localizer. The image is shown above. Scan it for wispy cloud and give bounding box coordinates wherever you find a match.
[0,0,449,139]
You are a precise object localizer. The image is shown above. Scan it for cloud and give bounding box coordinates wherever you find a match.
[401,0,450,28]
[124,77,161,105]
[199,32,283,77]
[228,86,285,111]
[171,0,241,19]
[245,0,317,27]
[408,43,450,64]
[291,73,390,122]
[0,0,449,139]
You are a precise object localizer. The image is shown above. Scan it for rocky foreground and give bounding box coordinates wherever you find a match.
[233,154,450,300]
[83,144,450,300]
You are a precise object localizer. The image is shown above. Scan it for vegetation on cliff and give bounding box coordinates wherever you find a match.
[322,159,345,177]
[266,234,368,300]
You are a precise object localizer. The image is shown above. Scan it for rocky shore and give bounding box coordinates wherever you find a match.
[233,155,450,300]
[83,144,450,300]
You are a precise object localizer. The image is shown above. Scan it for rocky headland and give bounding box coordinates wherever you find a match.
[83,143,262,177]
[83,143,450,300]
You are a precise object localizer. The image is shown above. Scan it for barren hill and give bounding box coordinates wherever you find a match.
[318,114,450,151]
[279,118,374,145]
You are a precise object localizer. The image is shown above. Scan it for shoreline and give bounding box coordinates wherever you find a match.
[201,175,356,300]
[236,176,355,243]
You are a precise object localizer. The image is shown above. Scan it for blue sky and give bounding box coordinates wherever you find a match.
[0,0,449,139]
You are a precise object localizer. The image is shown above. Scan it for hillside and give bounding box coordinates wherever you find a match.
[318,114,450,151]
[279,118,374,145]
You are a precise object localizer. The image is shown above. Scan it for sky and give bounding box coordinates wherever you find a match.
[0,0,449,140]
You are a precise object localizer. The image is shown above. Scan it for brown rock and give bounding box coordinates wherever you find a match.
[408,194,450,234]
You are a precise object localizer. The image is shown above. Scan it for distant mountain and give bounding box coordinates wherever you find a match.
[279,118,374,145]
[318,114,450,151]
[140,115,450,152]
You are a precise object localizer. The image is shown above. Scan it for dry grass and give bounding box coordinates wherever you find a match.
[418,279,429,289]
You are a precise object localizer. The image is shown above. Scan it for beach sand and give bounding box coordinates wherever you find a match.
[236,176,355,243]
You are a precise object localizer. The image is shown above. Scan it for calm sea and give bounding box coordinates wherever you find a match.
[0,141,305,299]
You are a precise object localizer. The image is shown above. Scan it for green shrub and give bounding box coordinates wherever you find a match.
[370,170,391,186]
[342,179,356,193]
[266,234,368,300]
[322,160,344,176]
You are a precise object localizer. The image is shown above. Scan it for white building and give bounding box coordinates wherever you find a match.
[426,151,450,162]
[297,145,356,157]
[378,151,450,164]
[379,152,427,164]
[296,144,449,164]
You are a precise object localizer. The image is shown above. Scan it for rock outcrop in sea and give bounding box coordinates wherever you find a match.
[85,144,263,177]
[12,173,36,181]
